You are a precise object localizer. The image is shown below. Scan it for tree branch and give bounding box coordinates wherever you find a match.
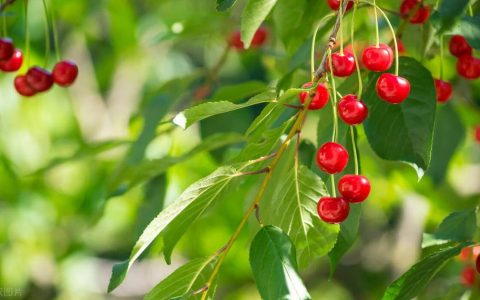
[0,0,16,13]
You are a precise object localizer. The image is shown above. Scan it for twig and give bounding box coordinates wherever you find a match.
[0,0,16,13]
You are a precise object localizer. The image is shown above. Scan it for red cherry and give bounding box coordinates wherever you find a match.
[317,197,350,224]
[229,31,243,50]
[457,55,480,79]
[251,27,268,48]
[476,255,480,274]
[326,0,354,11]
[328,51,356,77]
[338,94,368,125]
[0,37,14,61]
[461,266,476,287]
[316,142,349,174]
[475,126,480,143]
[376,73,411,104]
[397,40,406,55]
[0,48,23,72]
[338,174,371,203]
[449,35,472,58]
[400,0,430,24]
[14,75,37,97]
[434,79,452,103]
[362,43,393,72]
[53,60,79,87]
[26,66,54,92]
[299,82,330,110]
[459,247,472,262]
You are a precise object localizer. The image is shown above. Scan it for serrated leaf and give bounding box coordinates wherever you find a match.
[250,225,311,300]
[216,0,237,11]
[172,91,276,129]
[363,57,436,179]
[262,142,339,267]
[144,256,217,300]
[108,166,242,292]
[382,242,471,300]
[241,0,278,48]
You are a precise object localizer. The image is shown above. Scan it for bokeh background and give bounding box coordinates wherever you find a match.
[0,0,479,299]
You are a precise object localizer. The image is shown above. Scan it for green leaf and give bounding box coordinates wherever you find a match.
[250,225,312,300]
[363,57,436,179]
[144,256,217,300]
[422,208,477,248]
[434,0,469,32]
[427,104,465,185]
[262,142,339,267]
[273,0,306,51]
[172,91,275,129]
[108,166,242,292]
[241,0,278,48]
[455,16,480,50]
[382,242,471,300]
[211,81,268,102]
[216,0,237,11]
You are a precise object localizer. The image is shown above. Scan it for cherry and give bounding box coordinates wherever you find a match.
[434,79,452,103]
[26,66,54,92]
[449,35,472,58]
[362,43,393,72]
[400,0,430,24]
[0,48,23,72]
[475,126,480,143]
[461,266,476,287]
[326,0,354,11]
[338,174,371,203]
[316,142,349,174]
[229,27,268,50]
[376,73,411,104]
[53,60,79,87]
[337,94,368,125]
[317,197,350,224]
[14,75,37,97]
[476,255,480,274]
[459,247,472,262]
[328,51,356,77]
[397,40,406,55]
[299,82,330,110]
[229,31,244,50]
[0,37,14,61]
[456,55,480,79]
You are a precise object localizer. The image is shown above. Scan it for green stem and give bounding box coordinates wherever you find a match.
[24,0,30,68]
[350,126,359,175]
[373,0,379,47]
[439,34,444,80]
[311,13,336,81]
[469,5,473,17]
[351,1,363,97]
[50,0,61,61]
[330,174,337,197]
[42,0,50,67]
[327,48,339,143]
[339,0,344,54]
[2,0,6,36]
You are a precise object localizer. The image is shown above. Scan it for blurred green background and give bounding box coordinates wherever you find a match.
[0,0,479,299]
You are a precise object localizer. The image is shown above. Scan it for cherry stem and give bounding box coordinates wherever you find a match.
[339,0,344,55]
[439,34,444,80]
[351,1,363,98]
[50,0,61,61]
[2,0,6,36]
[327,49,339,143]
[373,0,379,47]
[311,13,336,81]
[24,0,30,68]
[469,5,473,17]
[41,0,50,67]
[350,126,359,175]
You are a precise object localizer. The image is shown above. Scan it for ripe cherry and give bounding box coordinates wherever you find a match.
[337,94,368,125]
[317,197,350,224]
[316,142,349,174]
[0,48,23,72]
[459,247,472,262]
[397,40,406,55]
[229,31,243,50]
[326,0,354,11]
[362,43,393,72]
[0,37,14,61]
[449,35,472,58]
[457,55,480,79]
[338,174,371,203]
[476,255,480,274]
[376,73,411,104]
[53,60,79,87]
[229,27,267,50]
[434,79,452,103]
[26,66,54,92]
[400,0,430,24]
[299,82,330,110]
[328,51,356,77]
[14,75,37,97]
[461,266,476,287]
[475,126,480,143]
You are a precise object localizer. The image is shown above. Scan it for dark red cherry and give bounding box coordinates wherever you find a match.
[0,48,23,72]
[53,60,79,87]
[400,0,430,24]
[461,266,476,287]
[0,37,14,61]
[251,27,268,48]
[14,75,37,97]
[449,35,472,58]
[362,43,393,72]
[26,66,54,92]
[316,142,349,174]
[475,126,480,143]
[476,254,480,274]
[326,0,354,11]
[434,79,452,103]
[337,94,368,125]
[299,82,330,110]
[376,73,411,104]
[338,174,371,203]
[328,51,356,77]
[457,55,480,79]
[317,197,350,223]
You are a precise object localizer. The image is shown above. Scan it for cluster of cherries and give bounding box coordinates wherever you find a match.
[459,246,480,288]
[0,37,78,97]
[449,35,480,80]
